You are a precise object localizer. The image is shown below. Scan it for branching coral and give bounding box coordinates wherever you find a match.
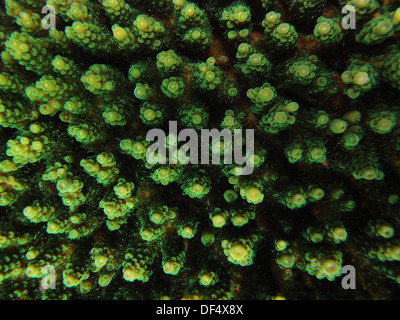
[0,0,400,301]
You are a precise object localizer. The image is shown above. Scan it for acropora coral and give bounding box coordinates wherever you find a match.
[0,0,400,300]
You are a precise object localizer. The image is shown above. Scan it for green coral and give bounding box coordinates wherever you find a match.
[341,59,378,99]
[178,104,209,130]
[314,16,343,45]
[0,0,400,302]
[264,19,298,51]
[219,3,252,41]
[156,49,182,75]
[380,49,400,90]
[356,14,395,45]
[160,76,185,99]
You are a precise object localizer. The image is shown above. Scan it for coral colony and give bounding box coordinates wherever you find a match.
[0,0,399,300]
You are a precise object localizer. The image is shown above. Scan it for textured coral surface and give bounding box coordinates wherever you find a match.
[0,0,400,299]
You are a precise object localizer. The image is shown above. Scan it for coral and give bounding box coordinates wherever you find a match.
[219,3,252,41]
[313,16,342,45]
[0,0,400,301]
